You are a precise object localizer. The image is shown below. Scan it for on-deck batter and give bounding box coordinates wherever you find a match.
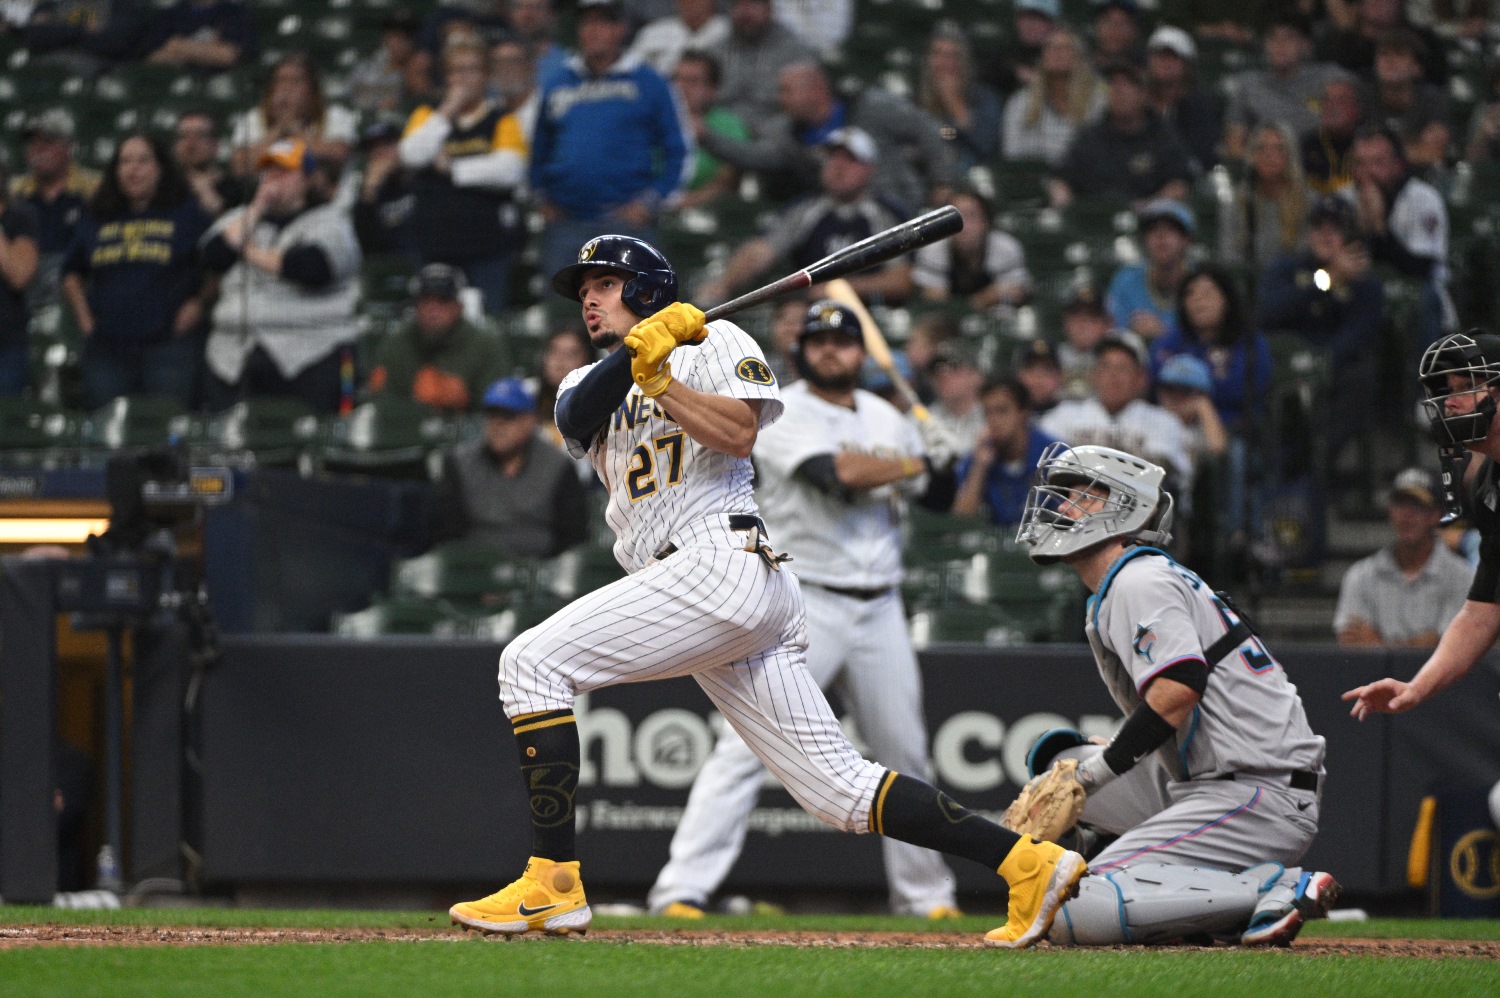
[649,300,961,918]
[1013,442,1339,946]
[447,235,1086,948]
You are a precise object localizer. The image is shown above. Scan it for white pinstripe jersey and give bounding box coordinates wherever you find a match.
[557,321,784,573]
[753,382,925,590]
[1086,548,1326,781]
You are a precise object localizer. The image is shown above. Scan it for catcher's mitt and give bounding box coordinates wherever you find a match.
[1000,757,1087,841]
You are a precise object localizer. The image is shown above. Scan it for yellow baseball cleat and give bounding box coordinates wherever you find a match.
[660,900,707,919]
[984,836,1087,949]
[450,857,592,937]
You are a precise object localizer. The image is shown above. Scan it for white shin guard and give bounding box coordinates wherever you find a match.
[1048,863,1269,946]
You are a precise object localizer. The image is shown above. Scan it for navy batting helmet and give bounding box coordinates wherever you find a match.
[551,235,678,319]
[799,299,863,344]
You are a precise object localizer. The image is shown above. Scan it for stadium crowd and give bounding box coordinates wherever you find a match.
[3,0,1500,640]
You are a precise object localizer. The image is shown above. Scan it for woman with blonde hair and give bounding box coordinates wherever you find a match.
[1218,122,1310,270]
[1001,27,1106,165]
[230,53,358,179]
[918,21,1002,173]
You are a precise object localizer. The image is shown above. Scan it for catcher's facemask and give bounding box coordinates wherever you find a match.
[1419,330,1500,446]
[1017,442,1174,565]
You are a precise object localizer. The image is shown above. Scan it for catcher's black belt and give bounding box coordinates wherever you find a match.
[1215,770,1320,793]
[803,581,893,602]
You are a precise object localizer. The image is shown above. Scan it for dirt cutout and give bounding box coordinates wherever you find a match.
[1,924,1498,958]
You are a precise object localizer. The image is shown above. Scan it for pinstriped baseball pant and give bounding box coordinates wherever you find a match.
[498,535,887,833]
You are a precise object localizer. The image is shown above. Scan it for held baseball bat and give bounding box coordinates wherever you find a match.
[701,205,962,322]
[823,278,932,423]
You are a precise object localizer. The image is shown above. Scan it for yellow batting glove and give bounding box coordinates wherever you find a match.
[624,320,676,371]
[652,302,708,344]
[633,354,672,396]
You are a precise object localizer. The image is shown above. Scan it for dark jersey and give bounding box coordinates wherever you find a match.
[1466,458,1500,602]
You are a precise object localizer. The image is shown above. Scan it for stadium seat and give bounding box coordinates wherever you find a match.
[909,604,1031,649]
[331,597,474,638]
[318,397,453,480]
[201,398,321,468]
[0,397,78,465]
[545,542,626,601]
[391,539,543,611]
[79,396,193,450]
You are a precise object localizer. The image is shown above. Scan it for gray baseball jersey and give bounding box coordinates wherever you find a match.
[1086,548,1326,781]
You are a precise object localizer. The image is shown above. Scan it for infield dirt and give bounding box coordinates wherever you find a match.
[2,924,1498,958]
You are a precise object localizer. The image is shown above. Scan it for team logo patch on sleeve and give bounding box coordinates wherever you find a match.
[736,357,775,385]
[1133,619,1159,663]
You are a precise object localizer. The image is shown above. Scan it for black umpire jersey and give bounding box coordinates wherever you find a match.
[1466,458,1500,601]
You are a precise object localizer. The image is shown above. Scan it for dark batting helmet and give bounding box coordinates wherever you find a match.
[550,235,678,319]
[1419,329,1500,446]
[799,299,863,344]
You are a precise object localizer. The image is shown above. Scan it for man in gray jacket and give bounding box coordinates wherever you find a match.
[700,60,960,211]
[201,139,362,414]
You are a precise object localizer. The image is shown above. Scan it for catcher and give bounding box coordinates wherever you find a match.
[1002,443,1339,946]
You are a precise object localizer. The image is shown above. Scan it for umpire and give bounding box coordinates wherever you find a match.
[1346,330,1500,718]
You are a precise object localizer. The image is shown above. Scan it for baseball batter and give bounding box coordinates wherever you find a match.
[1012,443,1339,945]
[447,236,1086,947]
[649,301,961,918]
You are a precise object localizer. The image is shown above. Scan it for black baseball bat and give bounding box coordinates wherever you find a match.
[702,205,963,322]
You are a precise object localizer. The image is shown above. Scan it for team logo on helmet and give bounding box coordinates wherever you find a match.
[579,239,600,262]
[736,358,775,385]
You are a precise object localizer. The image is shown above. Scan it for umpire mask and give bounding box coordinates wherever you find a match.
[1017,443,1174,565]
[1419,330,1500,446]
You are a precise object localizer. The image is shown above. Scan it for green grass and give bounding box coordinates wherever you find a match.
[0,909,1497,998]
[1,941,1497,998]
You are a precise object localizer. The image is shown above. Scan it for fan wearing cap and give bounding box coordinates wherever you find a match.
[1346,330,1500,718]
[698,127,912,307]
[1050,60,1194,210]
[1144,26,1218,172]
[430,376,589,558]
[1039,330,1194,500]
[1014,338,1064,415]
[366,264,509,413]
[1105,198,1195,342]
[10,109,100,311]
[200,138,362,414]
[1154,354,1227,464]
[1056,284,1109,400]
[1335,468,1471,649]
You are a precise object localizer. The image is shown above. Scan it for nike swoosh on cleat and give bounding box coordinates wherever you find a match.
[516,902,562,917]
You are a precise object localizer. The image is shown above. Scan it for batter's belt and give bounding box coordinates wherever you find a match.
[654,514,789,571]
